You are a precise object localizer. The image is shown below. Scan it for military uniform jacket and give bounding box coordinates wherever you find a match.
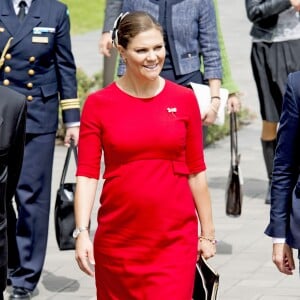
[0,0,80,134]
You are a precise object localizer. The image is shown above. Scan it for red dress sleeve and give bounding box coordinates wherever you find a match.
[76,93,102,179]
[184,88,206,174]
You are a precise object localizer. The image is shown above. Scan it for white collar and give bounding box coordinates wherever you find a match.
[12,0,32,14]
[13,0,32,8]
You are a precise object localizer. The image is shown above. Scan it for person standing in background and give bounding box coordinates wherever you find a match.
[265,71,300,275]
[0,86,26,300]
[245,0,300,204]
[99,0,241,116]
[99,0,223,126]
[0,0,80,299]
[75,11,216,299]
[213,0,240,113]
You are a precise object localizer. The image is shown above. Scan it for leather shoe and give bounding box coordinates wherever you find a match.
[9,287,31,300]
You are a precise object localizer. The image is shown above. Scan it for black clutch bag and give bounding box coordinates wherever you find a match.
[225,112,243,217]
[54,140,77,251]
[193,256,219,300]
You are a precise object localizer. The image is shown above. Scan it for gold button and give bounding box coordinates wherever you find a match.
[27,95,33,101]
[3,79,10,86]
[0,28,5,33]
[4,66,11,73]
[29,56,35,63]
[28,69,35,76]
[5,53,11,60]
[27,82,33,89]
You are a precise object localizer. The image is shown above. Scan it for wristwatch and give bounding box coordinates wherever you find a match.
[72,226,89,239]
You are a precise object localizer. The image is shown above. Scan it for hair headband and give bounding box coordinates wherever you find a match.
[111,12,129,47]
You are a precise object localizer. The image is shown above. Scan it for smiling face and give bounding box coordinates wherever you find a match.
[118,28,166,82]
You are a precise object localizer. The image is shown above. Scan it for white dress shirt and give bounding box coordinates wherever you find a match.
[13,0,32,15]
[272,237,285,244]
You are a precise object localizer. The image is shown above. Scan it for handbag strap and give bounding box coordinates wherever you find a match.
[229,112,239,166]
[59,139,78,187]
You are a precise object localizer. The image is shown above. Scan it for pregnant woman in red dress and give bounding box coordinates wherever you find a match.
[74,11,216,299]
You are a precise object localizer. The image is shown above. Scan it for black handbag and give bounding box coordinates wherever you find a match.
[193,256,219,300]
[54,140,77,250]
[225,112,243,217]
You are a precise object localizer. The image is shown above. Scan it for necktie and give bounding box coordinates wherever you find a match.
[18,1,27,22]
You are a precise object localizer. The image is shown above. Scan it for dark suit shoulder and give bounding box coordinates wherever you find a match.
[36,0,68,16]
[288,71,300,98]
[287,72,300,111]
[0,86,26,111]
[0,86,26,151]
[45,0,68,10]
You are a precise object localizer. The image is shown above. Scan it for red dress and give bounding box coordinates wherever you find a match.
[77,80,206,299]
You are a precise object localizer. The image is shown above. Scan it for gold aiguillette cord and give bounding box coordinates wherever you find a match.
[0,37,13,69]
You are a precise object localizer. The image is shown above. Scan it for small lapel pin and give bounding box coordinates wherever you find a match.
[167,107,177,113]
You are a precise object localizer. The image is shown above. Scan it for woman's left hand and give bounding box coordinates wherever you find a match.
[227,93,241,113]
[64,126,80,146]
[197,238,216,261]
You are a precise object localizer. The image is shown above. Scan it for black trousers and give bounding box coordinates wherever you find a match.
[0,265,6,298]
[8,133,56,291]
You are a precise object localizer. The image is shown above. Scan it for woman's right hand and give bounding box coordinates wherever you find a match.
[290,0,300,11]
[75,232,95,277]
[202,108,218,126]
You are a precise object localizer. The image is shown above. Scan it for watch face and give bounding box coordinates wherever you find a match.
[73,227,88,238]
[73,229,79,239]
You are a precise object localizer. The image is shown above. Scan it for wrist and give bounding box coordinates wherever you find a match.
[272,237,285,244]
[73,226,89,239]
[210,99,220,113]
[198,235,217,245]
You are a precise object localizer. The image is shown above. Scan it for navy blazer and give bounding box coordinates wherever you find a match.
[0,86,26,290]
[0,0,80,134]
[265,71,300,249]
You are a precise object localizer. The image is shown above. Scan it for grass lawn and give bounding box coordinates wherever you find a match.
[61,0,105,34]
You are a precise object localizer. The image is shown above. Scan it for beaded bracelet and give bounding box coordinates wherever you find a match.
[198,236,217,245]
